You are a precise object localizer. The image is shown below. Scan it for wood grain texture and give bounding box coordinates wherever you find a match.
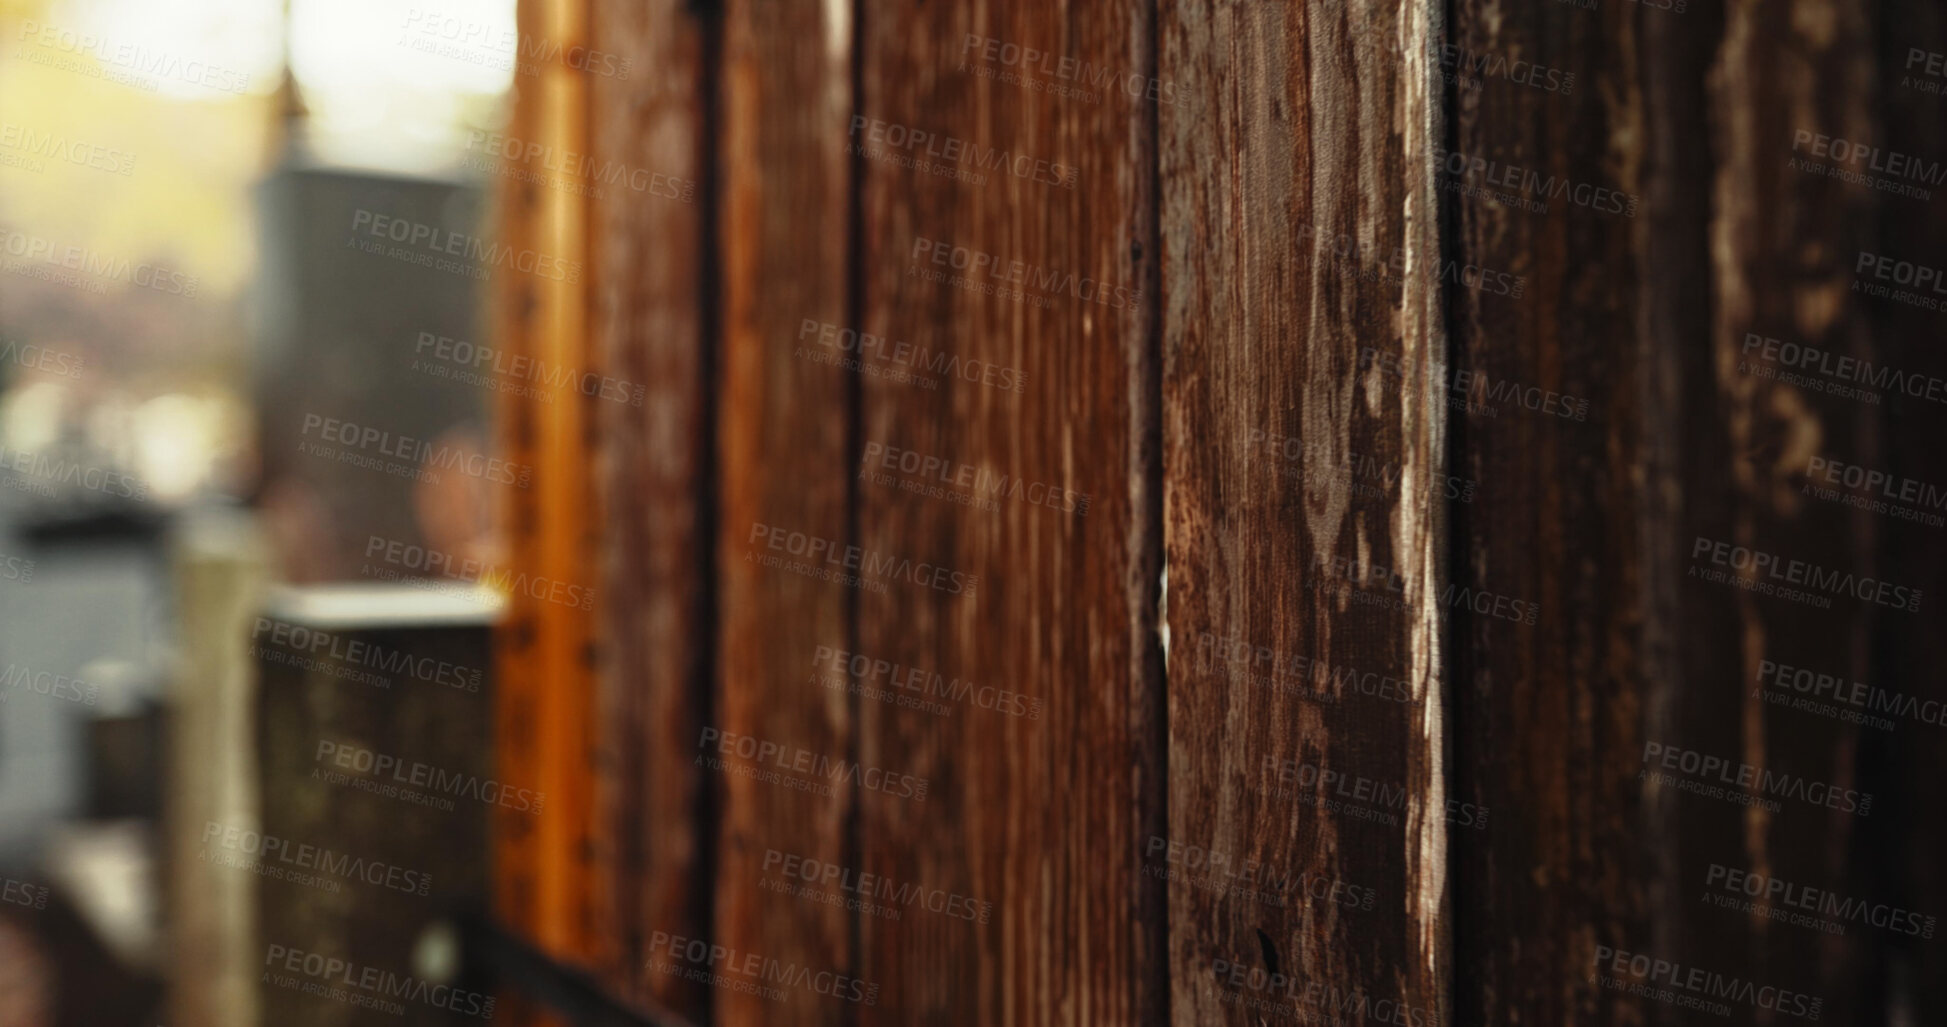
[554,1,1947,1023]
[1160,1,1447,1022]
[852,1,1164,1024]
[711,0,855,1023]
[588,0,715,1019]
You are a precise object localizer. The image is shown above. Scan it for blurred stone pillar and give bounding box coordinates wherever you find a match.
[164,506,267,1027]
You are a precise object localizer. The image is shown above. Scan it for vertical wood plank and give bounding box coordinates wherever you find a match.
[1700,3,1877,1020]
[495,0,601,981]
[1631,11,1744,1023]
[1441,3,1657,1022]
[1160,1,1447,1023]
[712,0,854,1023]
[1867,0,1947,1018]
[852,1,1164,1024]
[588,0,714,1019]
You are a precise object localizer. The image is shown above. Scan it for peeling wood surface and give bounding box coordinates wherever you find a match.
[1159,0,1447,1022]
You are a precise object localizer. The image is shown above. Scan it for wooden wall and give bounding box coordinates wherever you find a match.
[494,0,1947,1023]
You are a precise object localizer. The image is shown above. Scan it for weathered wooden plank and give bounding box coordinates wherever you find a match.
[709,0,855,1023]
[587,0,715,1019]
[560,1,1947,1024]
[1160,1,1447,1022]
[852,2,1164,1024]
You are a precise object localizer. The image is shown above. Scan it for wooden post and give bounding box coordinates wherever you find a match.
[1441,2,1659,1021]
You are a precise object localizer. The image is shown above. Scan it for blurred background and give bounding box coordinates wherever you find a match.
[0,0,525,1022]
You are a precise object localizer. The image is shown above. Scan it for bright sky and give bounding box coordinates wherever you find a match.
[34,0,283,100]
[289,0,517,170]
[17,0,514,166]
[0,0,516,287]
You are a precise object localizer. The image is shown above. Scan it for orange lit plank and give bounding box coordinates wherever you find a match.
[494,0,599,985]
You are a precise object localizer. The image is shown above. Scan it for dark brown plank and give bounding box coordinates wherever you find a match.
[1440,3,1660,1022]
[1160,1,1448,1022]
[1695,3,1878,1020]
[852,1,1164,1023]
[1867,0,1947,1019]
[710,0,855,1023]
[588,0,714,1018]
